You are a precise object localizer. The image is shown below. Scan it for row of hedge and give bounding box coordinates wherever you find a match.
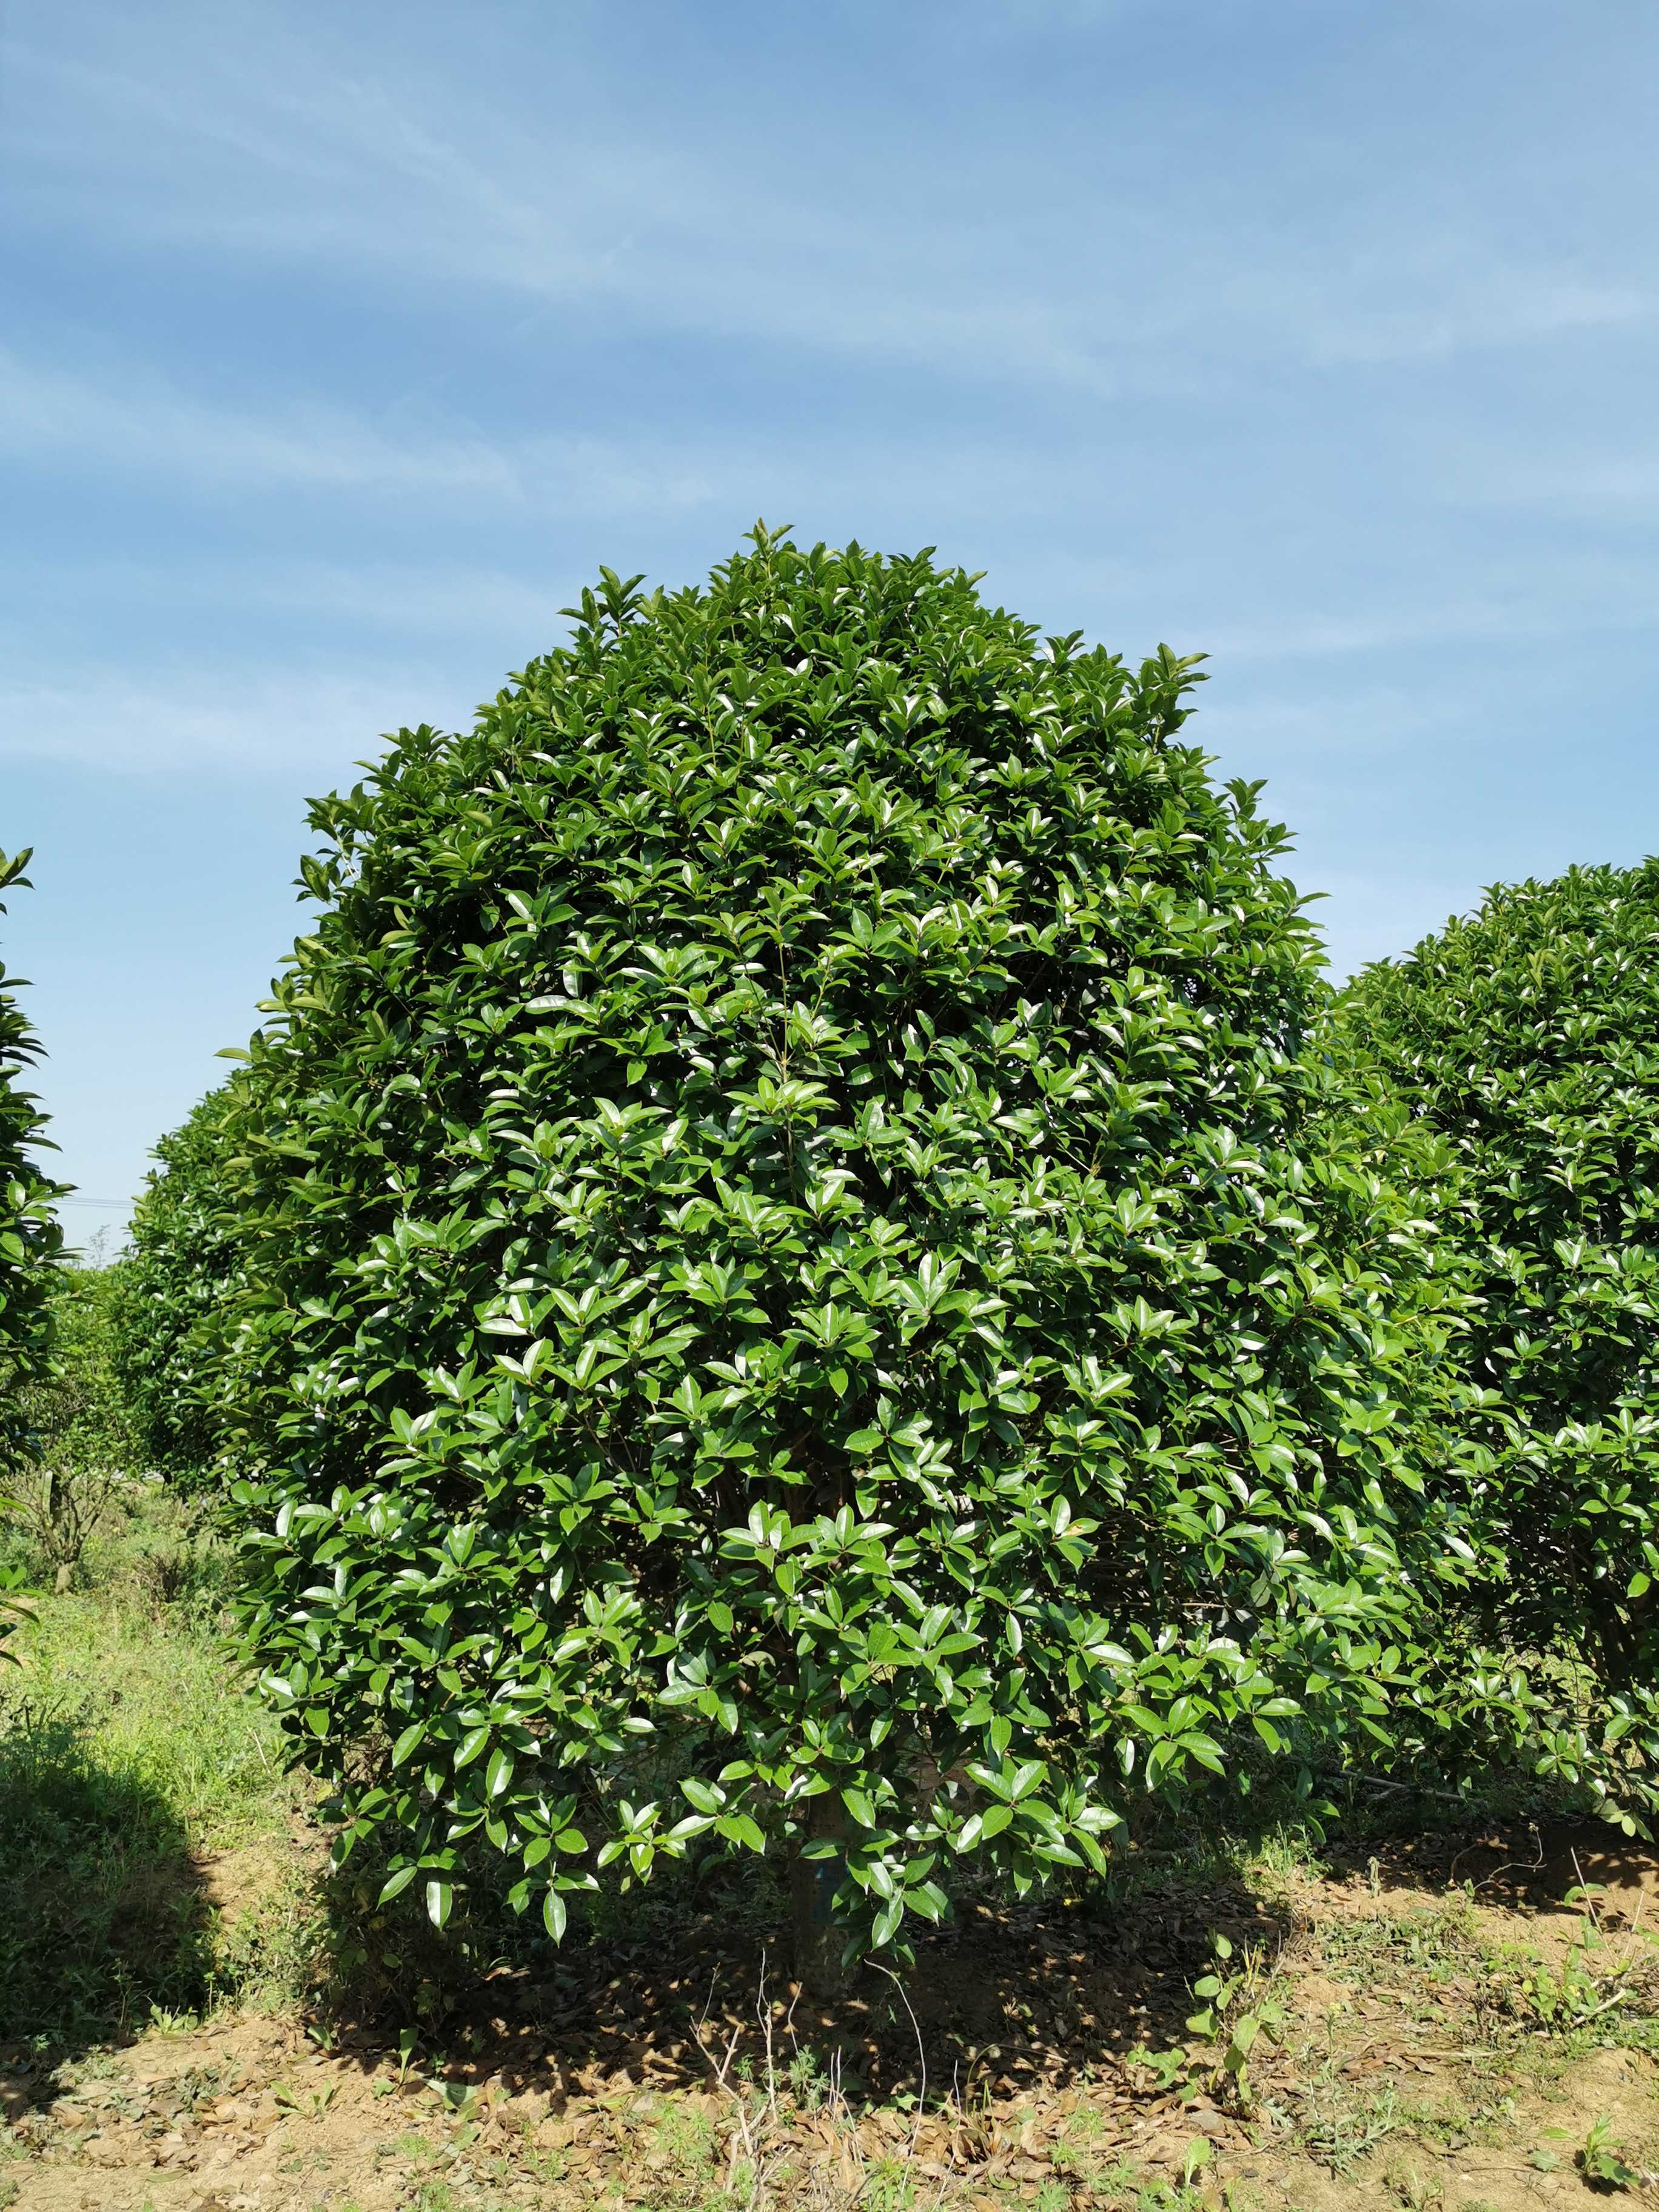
[13,534,1659,1978]
[0,851,64,1432]
[0,850,68,1647]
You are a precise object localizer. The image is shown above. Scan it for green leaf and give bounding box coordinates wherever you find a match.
[453,1726,492,1771]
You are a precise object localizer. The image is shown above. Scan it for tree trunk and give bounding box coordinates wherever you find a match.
[789,1795,853,2002]
[47,1469,73,1592]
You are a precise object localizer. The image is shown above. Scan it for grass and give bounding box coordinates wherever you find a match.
[0,1572,310,2053]
[10,1583,286,1840]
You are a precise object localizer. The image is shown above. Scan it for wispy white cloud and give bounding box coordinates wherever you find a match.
[4,24,1118,397]
[0,666,481,771]
[208,562,576,635]
[1199,571,1659,662]
[7,4,1648,395]
[0,347,1187,530]
[0,351,512,493]
[1271,270,1646,367]
[0,350,720,508]
[1198,683,1472,771]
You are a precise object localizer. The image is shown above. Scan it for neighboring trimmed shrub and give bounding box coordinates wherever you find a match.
[0,848,65,1466]
[213,532,1469,1971]
[1339,864,1659,1707]
[113,1087,246,1486]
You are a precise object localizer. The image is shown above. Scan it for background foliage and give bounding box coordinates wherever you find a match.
[1,846,67,1655]
[8,1265,146,1581]
[1338,863,1659,1820]
[0,848,66,1459]
[184,530,1489,1962]
[112,1087,246,1488]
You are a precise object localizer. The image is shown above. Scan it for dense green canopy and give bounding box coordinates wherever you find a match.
[193,532,1470,1956]
[0,849,65,1470]
[1339,863,1659,1707]
[112,1088,245,1487]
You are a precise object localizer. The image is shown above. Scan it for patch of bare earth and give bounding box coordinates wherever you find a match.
[5,1823,1659,2210]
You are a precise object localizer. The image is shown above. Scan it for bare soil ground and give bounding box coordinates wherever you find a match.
[6,1818,1659,2212]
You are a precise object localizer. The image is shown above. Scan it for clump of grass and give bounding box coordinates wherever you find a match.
[12,1587,292,1846]
[1319,1898,1483,1984]
[1293,2080,1409,2174]
[74,1482,239,1609]
[0,1584,303,2052]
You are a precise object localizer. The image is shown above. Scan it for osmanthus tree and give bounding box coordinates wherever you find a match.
[0,849,65,1462]
[1339,865,1659,1757]
[112,1087,247,1486]
[1,848,65,1655]
[214,530,1470,1985]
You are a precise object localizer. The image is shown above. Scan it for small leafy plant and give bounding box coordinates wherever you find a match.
[424,2078,483,2123]
[273,2079,338,2120]
[0,1564,35,1669]
[1523,1879,1657,2035]
[1124,2042,1190,2096]
[1576,2113,1641,2191]
[1184,1931,1287,2103]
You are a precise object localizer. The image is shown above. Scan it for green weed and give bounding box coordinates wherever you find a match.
[1295,2080,1407,2173]
[1319,1900,1481,1985]
[1574,2112,1643,2191]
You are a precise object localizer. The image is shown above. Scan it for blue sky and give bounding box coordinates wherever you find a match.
[4,0,1657,1247]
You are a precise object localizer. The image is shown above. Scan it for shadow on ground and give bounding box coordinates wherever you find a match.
[1323,1804,1659,1923]
[0,1691,215,2064]
[305,1798,1659,2113]
[307,1860,1298,2111]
